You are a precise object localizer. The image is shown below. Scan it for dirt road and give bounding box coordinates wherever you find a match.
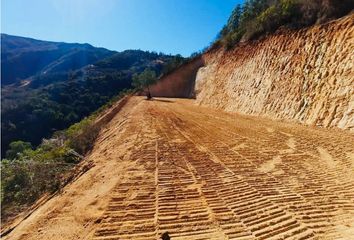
[5,97,354,240]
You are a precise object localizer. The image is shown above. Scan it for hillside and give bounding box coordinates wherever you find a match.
[1,34,114,85]
[1,35,184,155]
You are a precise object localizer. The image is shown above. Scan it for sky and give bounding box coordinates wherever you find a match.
[1,0,243,56]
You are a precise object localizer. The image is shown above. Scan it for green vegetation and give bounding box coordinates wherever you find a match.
[2,133,79,222]
[132,69,158,99]
[1,50,185,156]
[160,54,185,75]
[1,90,131,223]
[1,70,129,156]
[216,0,354,49]
[5,141,33,160]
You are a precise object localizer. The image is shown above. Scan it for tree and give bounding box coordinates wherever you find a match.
[226,4,242,33]
[161,55,185,75]
[132,69,157,99]
[5,141,32,160]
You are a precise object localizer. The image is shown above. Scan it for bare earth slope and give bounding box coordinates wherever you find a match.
[195,14,354,131]
[5,97,354,240]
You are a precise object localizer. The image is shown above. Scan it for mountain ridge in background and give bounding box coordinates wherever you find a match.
[1,33,115,85]
[1,34,185,155]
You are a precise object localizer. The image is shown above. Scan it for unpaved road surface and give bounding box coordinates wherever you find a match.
[5,97,354,240]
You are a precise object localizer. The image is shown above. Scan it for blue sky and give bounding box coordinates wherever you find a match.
[1,0,242,56]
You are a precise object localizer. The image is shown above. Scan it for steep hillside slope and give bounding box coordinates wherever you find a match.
[195,14,354,131]
[1,34,114,85]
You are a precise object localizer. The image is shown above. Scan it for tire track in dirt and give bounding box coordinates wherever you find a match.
[163,100,354,239]
[155,114,246,239]
[157,104,315,240]
[93,98,353,239]
[7,97,353,239]
[93,112,158,240]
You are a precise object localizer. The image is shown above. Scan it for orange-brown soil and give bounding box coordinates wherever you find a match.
[4,97,354,240]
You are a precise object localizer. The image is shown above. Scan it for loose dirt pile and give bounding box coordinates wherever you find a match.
[4,97,354,240]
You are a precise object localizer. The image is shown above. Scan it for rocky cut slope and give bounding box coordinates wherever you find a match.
[195,14,354,131]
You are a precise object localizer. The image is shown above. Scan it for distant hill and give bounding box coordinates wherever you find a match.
[1,35,185,156]
[1,34,114,85]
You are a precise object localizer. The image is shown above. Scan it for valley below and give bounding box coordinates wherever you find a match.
[4,96,354,240]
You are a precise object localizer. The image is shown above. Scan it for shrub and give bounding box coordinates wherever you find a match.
[224,31,243,49]
[1,92,129,224]
[1,158,70,221]
[66,119,100,155]
[1,124,87,223]
[5,141,32,160]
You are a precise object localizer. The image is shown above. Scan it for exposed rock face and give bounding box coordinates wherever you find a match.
[195,14,354,131]
[150,57,204,98]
